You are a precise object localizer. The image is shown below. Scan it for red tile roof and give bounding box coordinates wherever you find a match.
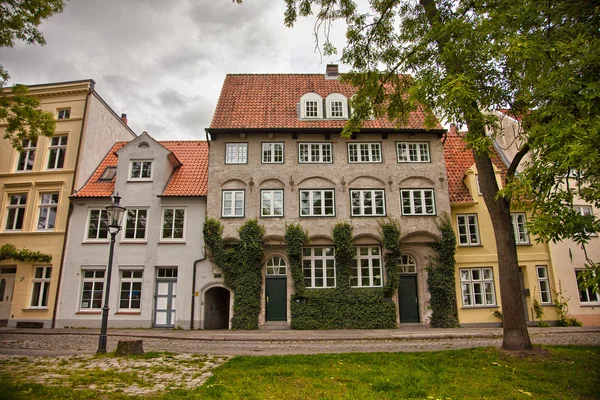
[74,141,209,198]
[443,131,508,203]
[209,74,441,130]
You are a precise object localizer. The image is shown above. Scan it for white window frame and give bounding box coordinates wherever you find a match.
[47,136,68,170]
[511,212,529,244]
[161,207,186,241]
[536,266,552,305]
[460,267,496,307]
[57,108,71,119]
[123,208,148,241]
[457,214,480,245]
[15,139,36,171]
[266,256,287,275]
[350,189,386,216]
[576,270,600,305]
[397,142,430,162]
[262,143,284,164]
[400,189,436,215]
[302,247,336,288]
[351,246,383,287]
[299,189,335,217]
[86,208,109,241]
[261,190,284,217]
[222,190,245,217]
[30,266,52,308]
[475,175,482,195]
[574,205,597,237]
[79,268,105,310]
[36,192,59,230]
[348,143,382,163]
[129,160,153,180]
[326,93,348,119]
[225,143,248,164]
[399,255,417,274]
[298,143,332,163]
[5,193,27,231]
[119,269,143,310]
[301,93,323,119]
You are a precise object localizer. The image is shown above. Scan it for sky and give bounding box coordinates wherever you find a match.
[1,0,349,140]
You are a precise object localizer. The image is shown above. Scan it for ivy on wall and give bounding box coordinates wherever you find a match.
[285,223,308,297]
[290,221,397,330]
[427,212,459,328]
[380,220,401,298]
[0,244,52,263]
[203,218,265,330]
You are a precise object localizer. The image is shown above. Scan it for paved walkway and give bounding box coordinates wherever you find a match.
[1,326,599,356]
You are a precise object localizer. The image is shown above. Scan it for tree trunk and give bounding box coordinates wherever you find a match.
[472,141,533,351]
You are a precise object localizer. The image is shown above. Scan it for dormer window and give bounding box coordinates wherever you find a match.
[326,93,348,119]
[300,93,323,119]
[129,160,153,180]
[98,166,117,182]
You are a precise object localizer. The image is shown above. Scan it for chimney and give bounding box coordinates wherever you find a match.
[449,123,457,134]
[325,64,339,80]
[120,113,128,125]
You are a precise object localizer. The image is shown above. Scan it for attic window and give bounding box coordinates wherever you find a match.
[326,93,348,119]
[98,166,117,181]
[300,93,323,119]
[138,142,150,148]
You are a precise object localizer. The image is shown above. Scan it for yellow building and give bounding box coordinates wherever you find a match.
[444,132,558,326]
[0,80,135,328]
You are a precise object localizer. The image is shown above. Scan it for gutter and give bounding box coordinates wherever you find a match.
[52,82,93,328]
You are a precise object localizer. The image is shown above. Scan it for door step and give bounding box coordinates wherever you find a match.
[261,321,291,330]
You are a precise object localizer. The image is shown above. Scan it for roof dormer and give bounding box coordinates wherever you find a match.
[326,93,348,119]
[300,92,323,119]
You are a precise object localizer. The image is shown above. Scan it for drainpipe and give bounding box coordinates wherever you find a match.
[190,246,206,330]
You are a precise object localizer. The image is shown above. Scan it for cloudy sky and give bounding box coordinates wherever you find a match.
[1,0,349,140]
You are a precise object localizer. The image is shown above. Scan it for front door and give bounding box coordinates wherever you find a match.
[266,278,287,321]
[154,267,178,328]
[0,272,16,325]
[399,275,420,322]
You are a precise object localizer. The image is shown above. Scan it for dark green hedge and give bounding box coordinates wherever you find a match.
[0,244,52,263]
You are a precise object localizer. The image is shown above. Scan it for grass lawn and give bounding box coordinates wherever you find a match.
[1,346,599,399]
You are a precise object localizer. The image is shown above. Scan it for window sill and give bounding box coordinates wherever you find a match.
[83,240,110,244]
[22,308,49,312]
[76,310,101,314]
[115,311,141,315]
[221,215,245,218]
[461,305,498,309]
[120,240,148,244]
[458,244,484,247]
[580,303,600,307]
[516,243,533,246]
[159,240,186,244]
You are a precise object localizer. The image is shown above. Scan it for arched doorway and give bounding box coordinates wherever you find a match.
[398,255,420,323]
[204,287,230,329]
[265,256,287,321]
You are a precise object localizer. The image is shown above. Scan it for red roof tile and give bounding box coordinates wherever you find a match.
[443,132,508,203]
[209,74,441,130]
[74,141,209,198]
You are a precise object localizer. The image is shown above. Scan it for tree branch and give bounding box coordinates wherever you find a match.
[506,142,530,179]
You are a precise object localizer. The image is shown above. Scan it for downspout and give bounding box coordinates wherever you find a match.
[52,81,93,328]
[190,250,206,330]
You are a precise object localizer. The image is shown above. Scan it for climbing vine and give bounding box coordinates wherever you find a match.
[380,219,401,298]
[290,221,396,330]
[203,218,265,330]
[0,244,52,263]
[427,213,459,328]
[285,223,308,297]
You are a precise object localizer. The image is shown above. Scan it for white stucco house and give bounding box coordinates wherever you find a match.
[55,133,219,329]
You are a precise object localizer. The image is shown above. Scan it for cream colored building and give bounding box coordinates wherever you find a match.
[445,132,559,326]
[0,80,135,328]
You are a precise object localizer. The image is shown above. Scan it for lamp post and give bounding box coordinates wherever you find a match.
[97,193,127,354]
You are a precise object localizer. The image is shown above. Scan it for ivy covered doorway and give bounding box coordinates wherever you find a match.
[265,256,287,322]
[398,255,420,323]
[204,286,231,329]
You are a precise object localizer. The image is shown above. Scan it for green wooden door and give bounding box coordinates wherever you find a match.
[399,275,420,322]
[266,277,287,321]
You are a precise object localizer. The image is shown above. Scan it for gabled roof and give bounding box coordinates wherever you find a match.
[209,74,442,130]
[74,140,209,198]
[443,131,508,204]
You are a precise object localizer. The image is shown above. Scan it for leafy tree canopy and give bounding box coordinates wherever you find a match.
[1,0,66,149]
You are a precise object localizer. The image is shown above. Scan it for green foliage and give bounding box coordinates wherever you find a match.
[492,310,503,321]
[380,219,401,298]
[0,243,51,263]
[290,221,397,330]
[532,298,550,328]
[0,0,66,48]
[553,282,583,327]
[203,219,265,330]
[427,213,459,328]
[285,223,308,297]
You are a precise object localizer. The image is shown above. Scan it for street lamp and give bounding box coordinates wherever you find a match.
[97,193,127,354]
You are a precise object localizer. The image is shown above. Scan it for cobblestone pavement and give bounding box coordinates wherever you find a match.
[1,329,599,356]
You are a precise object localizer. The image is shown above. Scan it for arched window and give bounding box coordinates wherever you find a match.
[399,255,417,274]
[326,93,348,119]
[266,256,287,275]
[138,142,150,148]
[300,93,323,119]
